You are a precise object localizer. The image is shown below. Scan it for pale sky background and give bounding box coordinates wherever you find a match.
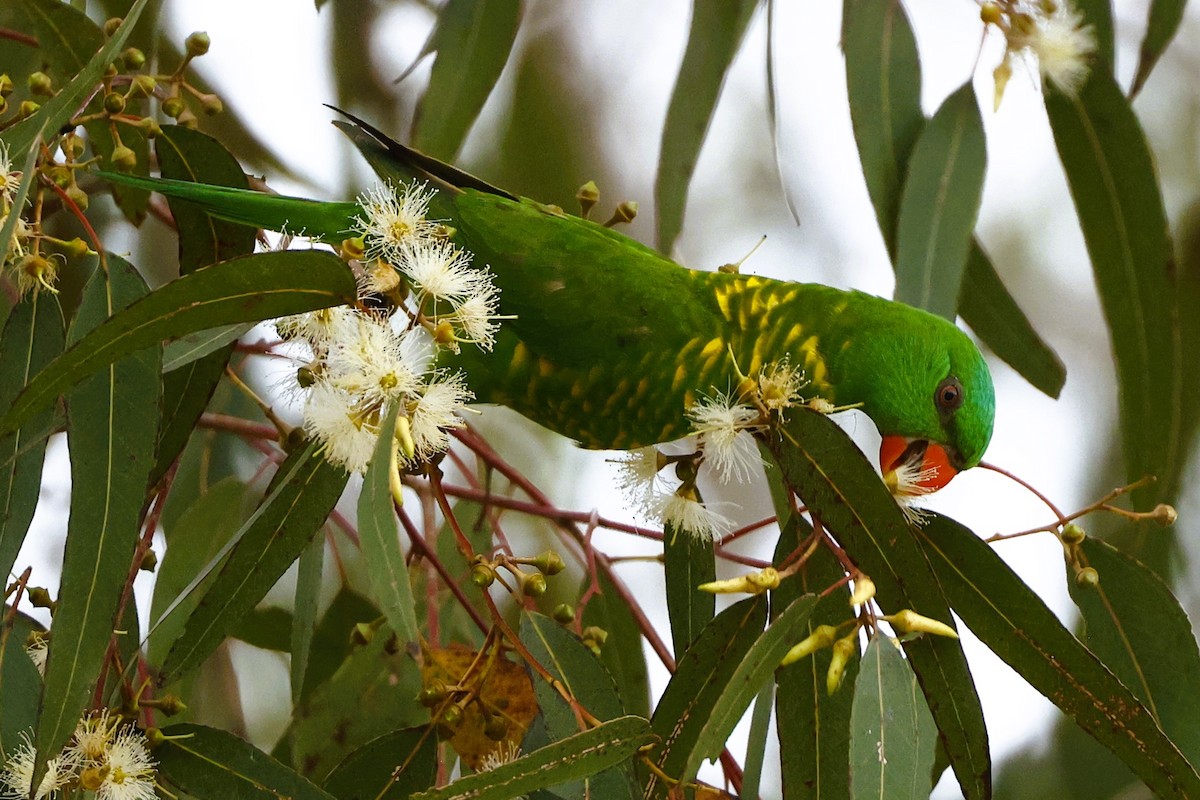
[18,1,1200,797]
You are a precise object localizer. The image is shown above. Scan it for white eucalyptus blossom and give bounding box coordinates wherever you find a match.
[93,729,156,800]
[655,491,733,541]
[355,181,439,263]
[687,392,763,484]
[0,732,75,800]
[399,239,486,304]
[407,371,474,463]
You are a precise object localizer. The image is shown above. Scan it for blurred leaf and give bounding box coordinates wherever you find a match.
[151,344,235,488]
[161,323,254,371]
[773,516,856,800]
[37,255,160,772]
[1068,536,1200,767]
[740,679,774,800]
[0,293,63,581]
[0,625,41,758]
[655,0,759,253]
[580,568,651,719]
[149,477,255,663]
[1045,72,1180,510]
[157,722,337,800]
[1074,0,1115,71]
[0,250,357,439]
[849,636,938,800]
[291,535,325,704]
[322,727,438,800]
[413,716,654,800]
[411,0,522,161]
[763,410,989,800]
[301,588,382,704]
[684,594,817,781]
[1131,0,1187,97]
[291,623,423,782]
[521,611,640,799]
[159,441,348,683]
[1,0,150,157]
[893,82,986,320]
[230,606,293,652]
[919,514,1200,798]
[358,402,419,647]
[663,517,715,660]
[646,596,766,798]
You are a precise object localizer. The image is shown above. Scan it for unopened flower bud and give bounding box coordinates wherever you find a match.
[177,109,199,129]
[1152,504,1177,527]
[46,166,72,188]
[581,626,608,654]
[139,549,158,572]
[826,634,858,695]
[418,682,448,707]
[111,143,137,171]
[199,93,223,116]
[161,96,185,119]
[1060,522,1086,545]
[28,587,54,609]
[19,100,41,119]
[66,185,89,211]
[103,17,123,37]
[576,180,599,218]
[780,624,838,666]
[887,609,958,639]
[28,72,53,97]
[61,132,86,159]
[350,622,374,647]
[439,703,462,729]
[121,47,146,70]
[157,694,187,716]
[552,603,575,624]
[130,74,157,98]
[471,563,495,588]
[522,572,547,598]
[1075,566,1100,589]
[0,74,13,97]
[341,236,365,260]
[138,117,162,138]
[62,237,90,258]
[532,550,566,576]
[104,91,126,115]
[849,575,876,606]
[604,200,639,227]
[980,1,1003,25]
[699,567,780,595]
[185,31,211,57]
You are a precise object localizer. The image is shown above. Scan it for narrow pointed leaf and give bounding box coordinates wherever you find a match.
[646,596,766,797]
[0,0,150,156]
[1131,0,1187,97]
[291,535,325,704]
[893,82,986,319]
[156,722,337,800]
[37,256,160,770]
[740,680,775,800]
[412,0,522,160]
[1075,0,1115,71]
[159,441,348,683]
[763,410,990,800]
[850,635,939,800]
[161,323,255,371]
[0,293,63,581]
[655,0,758,252]
[1045,72,1179,509]
[1068,536,1200,768]
[322,727,438,799]
[683,594,818,780]
[0,250,356,439]
[663,517,715,659]
[581,568,651,719]
[358,402,419,646]
[0,624,41,757]
[773,516,856,800]
[919,514,1200,799]
[412,716,654,800]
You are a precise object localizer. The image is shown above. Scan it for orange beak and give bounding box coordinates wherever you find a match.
[879,435,958,496]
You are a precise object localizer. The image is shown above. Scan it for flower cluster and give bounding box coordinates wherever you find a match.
[278,180,500,474]
[1,714,156,800]
[983,0,1097,107]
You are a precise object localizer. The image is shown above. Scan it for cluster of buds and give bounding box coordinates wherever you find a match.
[1,712,158,800]
[573,179,640,228]
[468,549,566,601]
[278,181,506,475]
[981,0,1097,108]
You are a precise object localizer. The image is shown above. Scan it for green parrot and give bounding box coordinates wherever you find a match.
[100,110,994,493]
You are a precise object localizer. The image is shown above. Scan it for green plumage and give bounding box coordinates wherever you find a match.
[98,112,995,469]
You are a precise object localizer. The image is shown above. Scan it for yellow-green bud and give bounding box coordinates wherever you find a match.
[79,766,105,792]
[103,17,123,37]
[139,549,158,572]
[157,694,187,716]
[177,109,199,129]
[350,622,374,646]
[780,624,838,666]
[121,47,147,71]
[185,31,211,57]
[887,609,959,639]
[340,236,365,260]
[62,237,90,258]
[980,1,1003,25]
[28,587,54,609]
[849,575,877,607]
[28,72,53,97]
[1075,566,1100,589]
[19,100,41,119]
[433,319,457,347]
[199,93,223,116]
[581,626,608,647]
[418,682,448,707]
[138,117,162,138]
[699,567,780,595]
[162,95,185,119]
[1152,503,1178,527]
[471,563,496,588]
[111,143,137,171]
[604,200,639,227]
[552,603,575,624]
[0,74,13,97]
[483,714,509,741]
[145,727,165,747]
[826,634,858,695]
[46,165,72,188]
[576,180,599,218]
[61,132,86,159]
[532,550,566,576]
[66,185,90,212]
[130,74,157,98]
[522,572,547,598]
[104,91,126,115]
[1060,523,1086,545]
[296,366,317,388]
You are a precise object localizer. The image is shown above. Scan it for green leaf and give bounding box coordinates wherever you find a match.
[740,679,774,800]
[37,255,160,772]
[291,535,325,703]
[0,0,151,156]
[958,242,1066,398]
[149,477,255,663]
[763,410,989,800]
[773,515,856,800]
[161,323,255,372]
[849,635,939,800]
[893,82,986,320]
[683,594,817,780]
[918,514,1200,799]
[646,596,766,797]
[322,727,438,800]
[580,568,651,719]
[156,722,337,800]
[0,250,356,439]
[411,0,522,161]
[1045,72,1180,509]
[358,403,419,646]
[663,518,715,660]
[412,716,655,800]
[0,623,41,758]
[150,346,236,488]
[1068,536,1200,767]
[1131,0,1187,97]
[654,0,759,252]
[300,588,382,704]
[291,622,424,782]
[0,0,102,115]
[231,606,293,652]
[159,441,348,683]
[0,293,63,581]
[1074,0,1115,71]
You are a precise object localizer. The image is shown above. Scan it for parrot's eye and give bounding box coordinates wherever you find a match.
[936,377,964,412]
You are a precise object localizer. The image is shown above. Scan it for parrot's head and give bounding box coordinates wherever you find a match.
[828,293,995,496]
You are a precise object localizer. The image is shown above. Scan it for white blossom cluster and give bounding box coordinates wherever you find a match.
[985,0,1097,106]
[1,713,156,800]
[278,181,503,474]
[0,142,48,297]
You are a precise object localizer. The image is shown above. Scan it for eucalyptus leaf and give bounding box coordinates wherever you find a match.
[663,516,715,660]
[1131,0,1187,97]
[322,727,438,800]
[580,568,651,719]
